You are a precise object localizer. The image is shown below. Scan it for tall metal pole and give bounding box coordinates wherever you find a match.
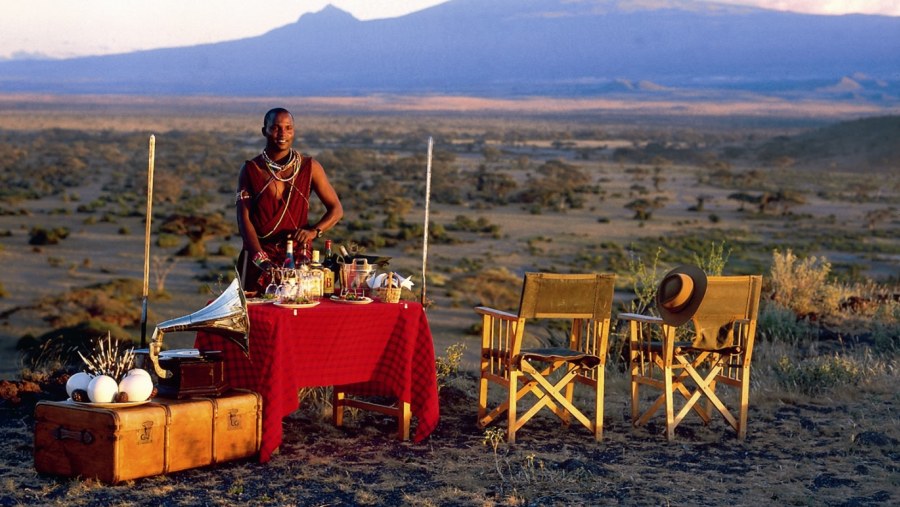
[421,137,433,307]
[140,135,155,348]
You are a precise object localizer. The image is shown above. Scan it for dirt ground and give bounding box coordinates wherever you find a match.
[1,96,898,505]
[1,364,897,506]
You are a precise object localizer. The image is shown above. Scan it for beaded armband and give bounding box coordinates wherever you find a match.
[252,251,270,268]
[235,190,251,204]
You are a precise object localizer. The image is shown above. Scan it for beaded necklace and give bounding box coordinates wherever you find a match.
[255,151,310,240]
[262,149,300,182]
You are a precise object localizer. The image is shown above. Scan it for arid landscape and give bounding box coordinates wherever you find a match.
[0,94,898,506]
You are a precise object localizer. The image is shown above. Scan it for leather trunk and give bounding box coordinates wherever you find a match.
[34,389,262,483]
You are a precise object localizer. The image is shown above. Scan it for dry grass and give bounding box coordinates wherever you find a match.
[1,95,898,505]
[2,359,898,506]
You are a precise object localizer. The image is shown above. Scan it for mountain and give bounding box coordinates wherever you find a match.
[1,0,899,98]
[756,115,900,172]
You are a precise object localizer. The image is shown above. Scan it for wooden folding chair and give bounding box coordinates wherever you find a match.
[619,275,762,440]
[476,272,616,443]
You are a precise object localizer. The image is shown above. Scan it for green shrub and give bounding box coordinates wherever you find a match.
[448,267,521,309]
[757,302,818,344]
[157,233,181,248]
[624,246,664,315]
[218,244,238,258]
[435,342,467,392]
[870,318,900,353]
[691,240,731,276]
[773,354,864,396]
[28,226,70,245]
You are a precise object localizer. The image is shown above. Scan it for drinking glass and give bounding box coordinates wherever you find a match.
[264,268,281,298]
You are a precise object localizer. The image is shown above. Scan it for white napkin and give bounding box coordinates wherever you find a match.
[367,272,414,290]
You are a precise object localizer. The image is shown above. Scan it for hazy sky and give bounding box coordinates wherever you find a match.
[1,0,898,60]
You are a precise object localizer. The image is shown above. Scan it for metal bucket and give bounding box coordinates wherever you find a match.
[339,258,374,294]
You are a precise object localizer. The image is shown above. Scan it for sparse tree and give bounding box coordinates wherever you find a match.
[159,213,233,257]
[625,197,667,221]
[864,207,896,229]
[151,255,179,294]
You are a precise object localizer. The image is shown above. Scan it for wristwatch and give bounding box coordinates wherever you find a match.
[315,228,323,238]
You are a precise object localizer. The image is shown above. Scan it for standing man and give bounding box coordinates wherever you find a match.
[235,107,343,292]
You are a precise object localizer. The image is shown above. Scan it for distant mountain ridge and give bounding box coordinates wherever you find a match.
[0,0,899,99]
[758,115,900,172]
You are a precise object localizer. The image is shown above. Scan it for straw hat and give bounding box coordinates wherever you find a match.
[656,265,708,326]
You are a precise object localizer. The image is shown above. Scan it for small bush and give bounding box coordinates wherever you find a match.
[157,234,181,248]
[870,318,900,353]
[28,226,70,245]
[757,302,818,344]
[774,354,864,396]
[691,240,731,276]
[218,244,239,258]
[448,267,521,309]
[436,342,467,392]
[770,249,841,318]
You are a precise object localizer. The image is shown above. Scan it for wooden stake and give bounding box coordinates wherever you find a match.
[421,137,433,307]
[141,135,155,347]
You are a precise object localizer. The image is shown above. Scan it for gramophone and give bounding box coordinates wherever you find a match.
[135,136,249,398]
[136,277,250,399]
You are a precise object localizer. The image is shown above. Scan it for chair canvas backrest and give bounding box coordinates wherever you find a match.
[690,275,762,350]
[517,273,615,320]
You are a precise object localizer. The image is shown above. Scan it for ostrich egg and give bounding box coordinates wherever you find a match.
[65,372,93,398]
[87,375,119,403]
[126,368,152,380]
[118,373,154,402]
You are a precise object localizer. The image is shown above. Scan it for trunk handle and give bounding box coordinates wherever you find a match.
[54,426,94,445]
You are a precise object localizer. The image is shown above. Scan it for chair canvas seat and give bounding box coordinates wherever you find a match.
[620,275,762,440]
[476,272,616,443]
[519,347,602,369]
[643,341,744,357]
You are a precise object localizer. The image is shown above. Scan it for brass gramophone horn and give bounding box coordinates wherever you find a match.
[147,276,249,379]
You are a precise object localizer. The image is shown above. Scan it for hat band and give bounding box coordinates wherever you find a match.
[661,274,693,311]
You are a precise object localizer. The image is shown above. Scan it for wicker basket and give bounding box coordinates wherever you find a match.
[375,272,402,303]
[376,287,402,303]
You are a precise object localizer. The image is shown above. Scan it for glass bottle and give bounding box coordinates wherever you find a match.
[298,241,312,267]
[283,240,296,269]
[321,241,335,296]
[308,250,325,298]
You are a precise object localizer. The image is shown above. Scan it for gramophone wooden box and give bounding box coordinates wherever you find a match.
[34,389,262,484]
[155,350,229,399]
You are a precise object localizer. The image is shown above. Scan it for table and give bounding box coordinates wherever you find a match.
[194,299,440,463]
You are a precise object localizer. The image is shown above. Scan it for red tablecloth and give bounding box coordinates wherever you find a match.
[194,299,439,463]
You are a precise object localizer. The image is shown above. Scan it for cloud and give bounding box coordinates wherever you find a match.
[712,0,900,16]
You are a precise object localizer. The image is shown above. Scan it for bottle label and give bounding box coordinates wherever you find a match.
[323,270,334,295]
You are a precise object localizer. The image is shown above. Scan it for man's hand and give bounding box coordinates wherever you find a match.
[293,228,318,246]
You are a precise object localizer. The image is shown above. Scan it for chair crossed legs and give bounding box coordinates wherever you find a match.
[619,275,762,440]
[476,273,616,443]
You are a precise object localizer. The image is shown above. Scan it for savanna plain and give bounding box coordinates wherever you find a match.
[0,94,898,506]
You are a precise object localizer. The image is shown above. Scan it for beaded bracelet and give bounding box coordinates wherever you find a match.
[252,251,270,268]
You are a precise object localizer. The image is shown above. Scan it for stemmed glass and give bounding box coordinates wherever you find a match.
[265,267,289,299]
[264,269,279,298]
